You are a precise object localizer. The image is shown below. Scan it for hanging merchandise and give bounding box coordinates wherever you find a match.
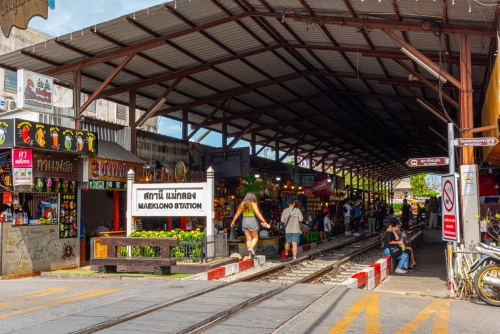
[3,192,11,204]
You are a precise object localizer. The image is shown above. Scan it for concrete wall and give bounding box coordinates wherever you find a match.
[1,224,77,277]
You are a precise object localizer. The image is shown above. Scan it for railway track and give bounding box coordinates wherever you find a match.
[76,222,424,334]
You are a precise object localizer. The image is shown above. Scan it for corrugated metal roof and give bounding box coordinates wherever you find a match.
[0,0,493,178]
[97,140,144,164]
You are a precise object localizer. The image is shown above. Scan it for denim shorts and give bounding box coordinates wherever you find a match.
[285,233,300,243]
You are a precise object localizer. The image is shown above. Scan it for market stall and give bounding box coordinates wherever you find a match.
[0,118,97,278]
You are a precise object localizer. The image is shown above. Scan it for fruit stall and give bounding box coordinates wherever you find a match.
[0,118,98,278]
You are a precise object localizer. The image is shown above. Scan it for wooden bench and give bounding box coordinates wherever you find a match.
[90,237,179,275]
[405,231,423,250]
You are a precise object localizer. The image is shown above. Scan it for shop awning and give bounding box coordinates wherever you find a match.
[96,140,144,164]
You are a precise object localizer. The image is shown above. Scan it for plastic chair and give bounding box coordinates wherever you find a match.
[309,231,319,243]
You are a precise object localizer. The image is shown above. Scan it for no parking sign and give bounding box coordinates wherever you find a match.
[441,174,460,242]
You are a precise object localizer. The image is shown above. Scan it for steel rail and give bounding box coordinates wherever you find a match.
[73,233,377,334]
[179,239,383,334]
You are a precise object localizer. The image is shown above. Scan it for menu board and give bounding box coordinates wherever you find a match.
[14,119,98,155]
[59,193,77,239]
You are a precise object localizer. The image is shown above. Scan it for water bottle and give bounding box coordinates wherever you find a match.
[23,213,28,225]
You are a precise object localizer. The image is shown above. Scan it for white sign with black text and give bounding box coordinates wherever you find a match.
[17,69,54,114]
[132,186,207,216]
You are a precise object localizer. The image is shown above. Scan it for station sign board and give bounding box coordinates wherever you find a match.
[406,157,448,167]
[454,138,499,147]
[441,174,460,242]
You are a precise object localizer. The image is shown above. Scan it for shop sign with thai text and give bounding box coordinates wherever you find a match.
[17,69,54,114]
[32,152,79,182]
[12,148,32,167]
[14,119,98,154]
[132,183,208,217]
[89,156,143,182]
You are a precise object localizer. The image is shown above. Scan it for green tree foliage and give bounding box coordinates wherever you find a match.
[240,171,267,197]
[409,173,439,197]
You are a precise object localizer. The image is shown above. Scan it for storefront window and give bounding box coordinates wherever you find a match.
[4,70,17,93]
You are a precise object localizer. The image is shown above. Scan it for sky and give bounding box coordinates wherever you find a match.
[27,0,263,152]
[29,0,165,36]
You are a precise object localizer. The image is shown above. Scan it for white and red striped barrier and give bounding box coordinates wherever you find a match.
[281,237,334,259]
[341,256,394,290]
[188,256,266,281]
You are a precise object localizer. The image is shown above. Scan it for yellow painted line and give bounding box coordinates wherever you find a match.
[395,299,450,334]
[328,292,380,334]
[0,287,112,311]
[0,284,86,301]
[0,287,122,320]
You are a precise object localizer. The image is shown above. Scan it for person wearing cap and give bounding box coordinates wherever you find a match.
[323,208,333,239]
[281,197,304,260]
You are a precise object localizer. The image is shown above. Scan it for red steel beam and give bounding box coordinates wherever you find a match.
[135,77,183,128]
[151,72,312,117]
[382,29,461,89]
[80,53,136,114]
[37,11,495,78]
[393,59,459,109]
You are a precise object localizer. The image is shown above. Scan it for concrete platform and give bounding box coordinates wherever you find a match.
[170,257,238,274]
[1,277,499,333]
[374,229,449,298]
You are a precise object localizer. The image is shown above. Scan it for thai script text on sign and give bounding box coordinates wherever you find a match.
[135,188,204,212]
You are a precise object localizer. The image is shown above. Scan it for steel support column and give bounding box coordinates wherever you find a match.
[251,133,256,156]
[275,141,279,161]
[182,109,188,141]
[73,68,81,130]
[460,34,474,165]
[294,147,298,166]
[222,115,227,150]
[129,90,136,154]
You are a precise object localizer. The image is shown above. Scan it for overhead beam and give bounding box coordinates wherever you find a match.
[382,29,461,89]
[188,99,227,140]
[80,53,136,114]
[135,77,183,128]
[36,11,494,78]
[152,72,312,117]
[393,59,459,109]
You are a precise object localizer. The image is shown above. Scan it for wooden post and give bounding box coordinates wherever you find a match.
[129,90,137,154]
